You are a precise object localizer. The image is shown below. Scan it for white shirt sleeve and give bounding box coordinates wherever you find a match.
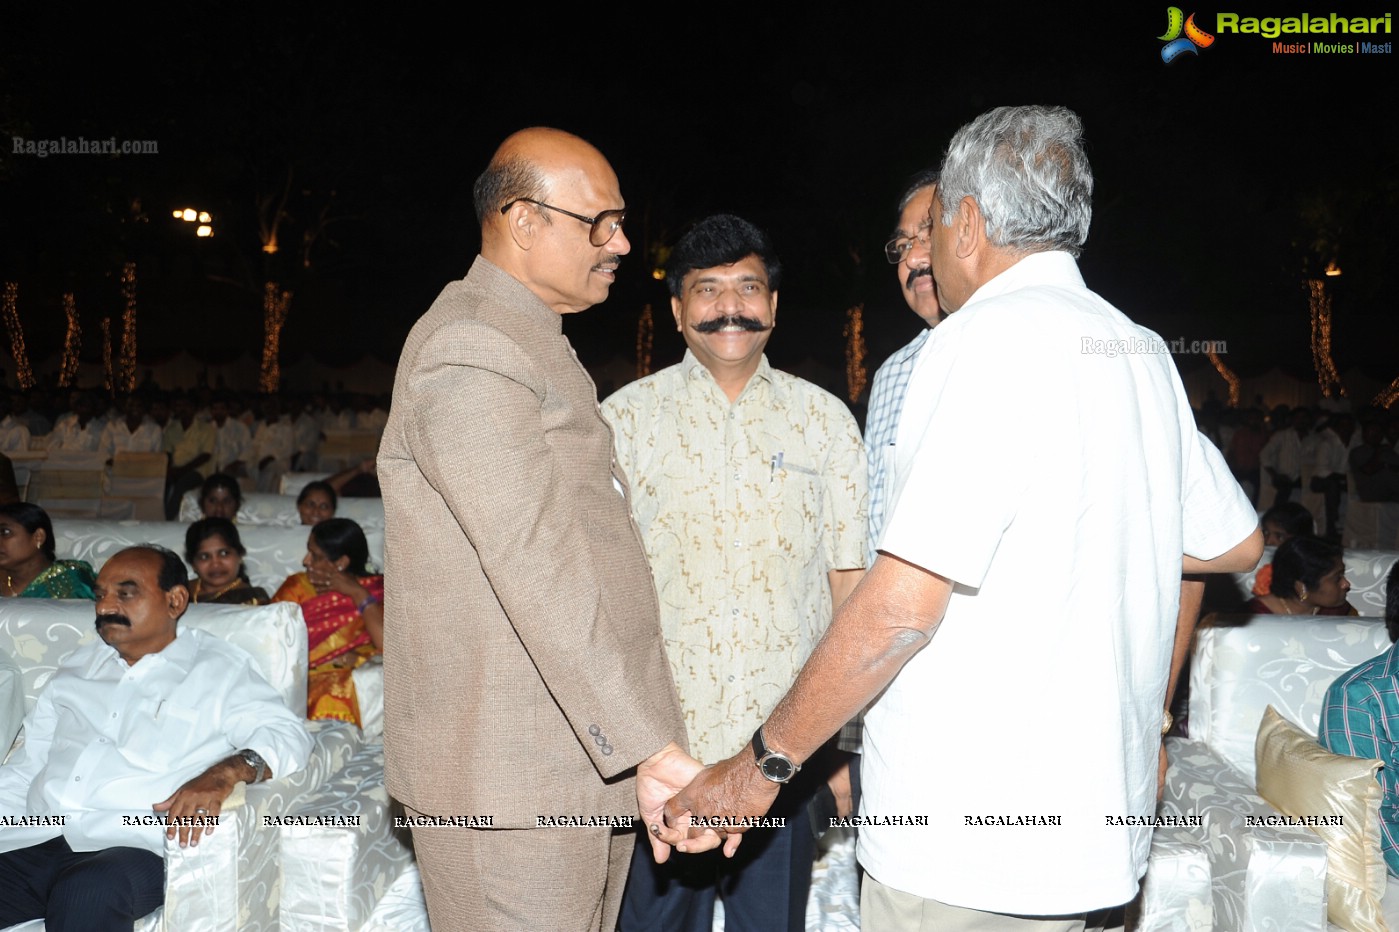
[1182,430,1259,562]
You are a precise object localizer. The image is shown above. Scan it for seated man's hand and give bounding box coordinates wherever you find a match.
[664,751,780,852]
[152,758,243,848]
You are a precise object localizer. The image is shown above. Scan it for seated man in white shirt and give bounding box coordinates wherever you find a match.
[0,545,313,931]
[45,391,105,452]
[98,395,164,461]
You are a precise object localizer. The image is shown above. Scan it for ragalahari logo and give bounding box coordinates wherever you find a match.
[1159,7,1216,62]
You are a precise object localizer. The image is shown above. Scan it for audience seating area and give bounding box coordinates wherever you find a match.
[177,490,385,529]
[52,519,385,597]
[4,416,1397,929]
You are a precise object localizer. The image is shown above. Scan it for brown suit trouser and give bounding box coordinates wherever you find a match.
[409,810,633,932]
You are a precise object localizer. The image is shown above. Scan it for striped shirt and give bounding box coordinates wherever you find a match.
[1319,642,1399,876]
[839,327,930,753]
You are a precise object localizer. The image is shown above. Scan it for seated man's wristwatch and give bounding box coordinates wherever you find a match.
[752,726,800,783]
[238,748,267,784]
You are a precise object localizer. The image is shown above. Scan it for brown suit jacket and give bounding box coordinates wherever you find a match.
[378,257,685,826]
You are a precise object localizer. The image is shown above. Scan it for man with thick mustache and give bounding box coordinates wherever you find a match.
[603,213,867,931]
[0,545,311,931]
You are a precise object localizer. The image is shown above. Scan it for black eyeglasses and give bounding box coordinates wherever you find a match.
[884,224,932,264]
[501,198,627,247]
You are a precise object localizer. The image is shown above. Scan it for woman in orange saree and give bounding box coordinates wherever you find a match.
[273,518,383,726]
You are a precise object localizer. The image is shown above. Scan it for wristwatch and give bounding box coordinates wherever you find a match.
[752,726,800,784]
[237,748,267,784]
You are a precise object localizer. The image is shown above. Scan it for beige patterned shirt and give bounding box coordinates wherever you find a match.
[603,351,868,763]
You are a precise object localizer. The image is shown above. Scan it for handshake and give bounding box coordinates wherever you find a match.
[634,739,785,863]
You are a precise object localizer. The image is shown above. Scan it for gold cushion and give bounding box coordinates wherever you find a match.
[1255,705,1388,932]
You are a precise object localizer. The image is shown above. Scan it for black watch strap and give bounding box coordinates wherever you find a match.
[752,726,800,783]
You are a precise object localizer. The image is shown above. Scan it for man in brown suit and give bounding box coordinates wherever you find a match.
[378,128,712,931]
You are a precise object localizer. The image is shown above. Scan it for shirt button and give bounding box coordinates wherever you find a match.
[594,735,607,747]
[111,712,118,719]
[601,745,613,756]
[728,675,735,683]
[588,725,601,736]
[732,609,739,616]
[74,776,81,782]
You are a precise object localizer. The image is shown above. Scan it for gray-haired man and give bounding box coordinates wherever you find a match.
[668,105,1261,930]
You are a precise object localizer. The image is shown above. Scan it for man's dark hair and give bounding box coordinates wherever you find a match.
[1260,502,1314,541]
[666,214,782,298]
[897,168,940,214]
[472,155,548,226]
[1269,536,1343,597]
[134,544,191,594]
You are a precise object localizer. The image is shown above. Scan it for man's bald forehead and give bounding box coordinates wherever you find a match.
[99,548,161,584]
[98,545,188,595]
[473,127,619,228]
[492,127,603,169]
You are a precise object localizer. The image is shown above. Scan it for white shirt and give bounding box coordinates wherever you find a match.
[211,418,252,472]
[1260,429,1303,481]
[98,418,164,458]
[45,413,106,452]
[251,419,295,471]
[0,417,30,453]
[865,252,1256,913]
[1313,427,1349,478]
[292,412,321,459]
[0,653,21,759]
[0,627,312,855]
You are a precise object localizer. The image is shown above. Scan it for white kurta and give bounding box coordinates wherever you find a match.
[864,252,1257,914]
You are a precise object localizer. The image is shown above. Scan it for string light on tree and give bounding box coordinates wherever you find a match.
[1,282,35,391]
[59,293,82,388]
[1375,377,1399,410]
[259,282,293,393]
[844,304,867,405]
[1206,348,1241,407]
[101,318,114,394]
[636,304,654,380]
[118,262,139,393]
[1307,278,1344,398]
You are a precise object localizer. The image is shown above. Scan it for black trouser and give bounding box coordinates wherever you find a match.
[0,835,164,932]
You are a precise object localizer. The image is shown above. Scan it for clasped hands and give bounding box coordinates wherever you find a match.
[636,741,780,863]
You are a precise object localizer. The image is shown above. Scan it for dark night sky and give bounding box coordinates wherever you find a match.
[1,7,1394,393]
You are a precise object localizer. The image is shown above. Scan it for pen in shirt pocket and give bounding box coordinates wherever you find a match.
[770,452,783,482]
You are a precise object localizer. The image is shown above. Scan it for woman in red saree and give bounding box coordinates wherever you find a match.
[273,518,383,725]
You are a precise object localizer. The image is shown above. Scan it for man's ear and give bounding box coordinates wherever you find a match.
[954,196,982,260]
[167,582,190,618]
[671,296,684,332]
[502,202,537,251]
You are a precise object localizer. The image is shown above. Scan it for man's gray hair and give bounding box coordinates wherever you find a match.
[936,105,1093,257]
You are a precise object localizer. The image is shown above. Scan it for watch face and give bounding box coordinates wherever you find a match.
[760,755,794,782]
